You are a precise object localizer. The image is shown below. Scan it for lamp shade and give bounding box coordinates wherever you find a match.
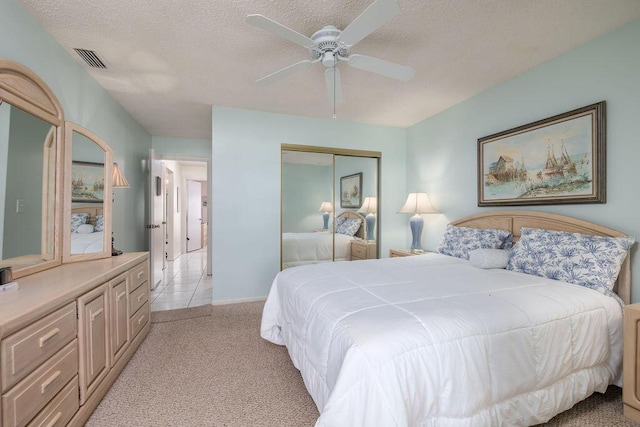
[398,192,439,214]
[357,196,377,214]
[318,201,334,212]
[112,163,130,188]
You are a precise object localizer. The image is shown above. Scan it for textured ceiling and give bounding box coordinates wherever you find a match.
[18,0,640,139]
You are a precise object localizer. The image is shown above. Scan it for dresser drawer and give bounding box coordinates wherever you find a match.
[2,340,78,427]
[128,261,149,293]
[1,302,77,392]
[130,302,149,340]
[26,376,79,427]
[129,282,149,315]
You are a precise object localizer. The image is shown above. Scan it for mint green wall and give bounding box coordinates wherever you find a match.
[212,107,407,301]
[282,163,332,233]
[407,19,640,300]
[152,136,212,158]
[0,0,151,253]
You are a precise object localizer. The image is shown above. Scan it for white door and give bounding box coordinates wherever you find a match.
[186,180,202,252]
[148,149,164,290]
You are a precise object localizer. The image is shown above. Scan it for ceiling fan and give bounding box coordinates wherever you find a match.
[246,0,415,107]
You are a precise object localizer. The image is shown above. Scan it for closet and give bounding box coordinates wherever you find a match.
[280,145,381,270]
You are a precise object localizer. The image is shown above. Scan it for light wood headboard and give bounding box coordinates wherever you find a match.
[336,211,367,240]
[72,205,103,227]
[451,210,632,305]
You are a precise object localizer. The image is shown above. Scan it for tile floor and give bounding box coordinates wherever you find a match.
[150,248,211,312]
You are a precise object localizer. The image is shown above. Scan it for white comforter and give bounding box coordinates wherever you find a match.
[261,253,623,426]
[282,232,354,269]
[70,231,104,254]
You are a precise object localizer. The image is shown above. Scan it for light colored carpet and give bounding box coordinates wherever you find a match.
[87,302,636,426]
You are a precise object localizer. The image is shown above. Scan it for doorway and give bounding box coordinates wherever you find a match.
[149,155,211,283]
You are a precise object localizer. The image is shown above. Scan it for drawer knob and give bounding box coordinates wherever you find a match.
[117,291,126,301]
[137,294,144,302]
[40,370,61,394]
[138,315,144,325]
[38,328,60,348]
[137,271,144,279]
[45,411,63,427]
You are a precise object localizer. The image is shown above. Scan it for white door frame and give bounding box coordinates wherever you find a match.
[156,154,212,276]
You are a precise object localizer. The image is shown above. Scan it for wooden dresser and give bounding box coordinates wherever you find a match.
[0,252,150,427]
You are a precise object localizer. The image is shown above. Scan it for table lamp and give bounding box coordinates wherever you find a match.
[398,192,439,252]
[112,163,130,255]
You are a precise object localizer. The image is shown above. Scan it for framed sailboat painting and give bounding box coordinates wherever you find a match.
[477,101,606,206]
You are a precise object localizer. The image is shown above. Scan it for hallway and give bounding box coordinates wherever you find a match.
[150,248,211,311]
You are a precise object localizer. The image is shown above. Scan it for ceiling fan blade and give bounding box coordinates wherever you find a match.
[246,14,315,48]
[348,54,415,81]
[325,67,344,106]
[255,60,314,86]
[338,0,400,47]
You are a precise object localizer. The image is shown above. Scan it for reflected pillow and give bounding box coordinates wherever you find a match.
[95,215,104,232]
[437,225,512,260]
[336,218,362,236]
[468,249,511,269]
[77,224,95,234]
[334,216,347,229]
[71,213,90,233]
[507,227,635,293]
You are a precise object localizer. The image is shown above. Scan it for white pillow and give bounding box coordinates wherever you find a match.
[77,224,95,234]
[468,249,511,269]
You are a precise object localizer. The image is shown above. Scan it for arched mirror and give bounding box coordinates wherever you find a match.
[281,145,380,270]
[63,122,112,262]
[0,59,64,278]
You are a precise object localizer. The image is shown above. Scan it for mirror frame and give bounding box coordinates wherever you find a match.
[0,59,64,278]
[62,122,113,263]
[280,144,382,271]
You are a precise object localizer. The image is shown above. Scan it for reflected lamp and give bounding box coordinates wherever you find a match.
[398,193,439,252]
[318,201,333,231]
[357,196,377,241]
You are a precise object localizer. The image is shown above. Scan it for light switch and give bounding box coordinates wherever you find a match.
[16,199,24,213]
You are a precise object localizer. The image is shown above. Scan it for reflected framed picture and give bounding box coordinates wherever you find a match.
[340,172,362,208]
[478,101,606,206]
[71,161,105,203]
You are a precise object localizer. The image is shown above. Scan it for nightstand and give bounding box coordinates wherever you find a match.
[623,303,640,422]
[350,240,377,261]
[389,249,424,257]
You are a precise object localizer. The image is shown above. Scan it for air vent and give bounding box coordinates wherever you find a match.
[73,48,107,69]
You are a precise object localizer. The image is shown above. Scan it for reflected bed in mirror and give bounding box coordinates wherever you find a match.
[63,122,112,262]
[70,206,104,254]
[282,211,366,269]
[0,59,64,278]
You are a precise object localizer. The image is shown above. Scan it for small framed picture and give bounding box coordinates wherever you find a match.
[340,173,362,208]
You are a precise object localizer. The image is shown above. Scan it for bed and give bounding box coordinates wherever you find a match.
[282,211,367,269]
[70,206,104,254]
[262,210,633,426]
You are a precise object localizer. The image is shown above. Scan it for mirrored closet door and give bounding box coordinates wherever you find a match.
[281,145,380,270]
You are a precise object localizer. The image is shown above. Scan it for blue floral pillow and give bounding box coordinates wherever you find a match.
[506,227,635,293]
[334,216,347,229]
[437,225,512,260]
[95,215,104,232]
[336,218,362,237]
[71,213,90,233]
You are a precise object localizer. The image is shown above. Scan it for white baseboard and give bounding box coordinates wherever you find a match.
[210,296,267,306]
